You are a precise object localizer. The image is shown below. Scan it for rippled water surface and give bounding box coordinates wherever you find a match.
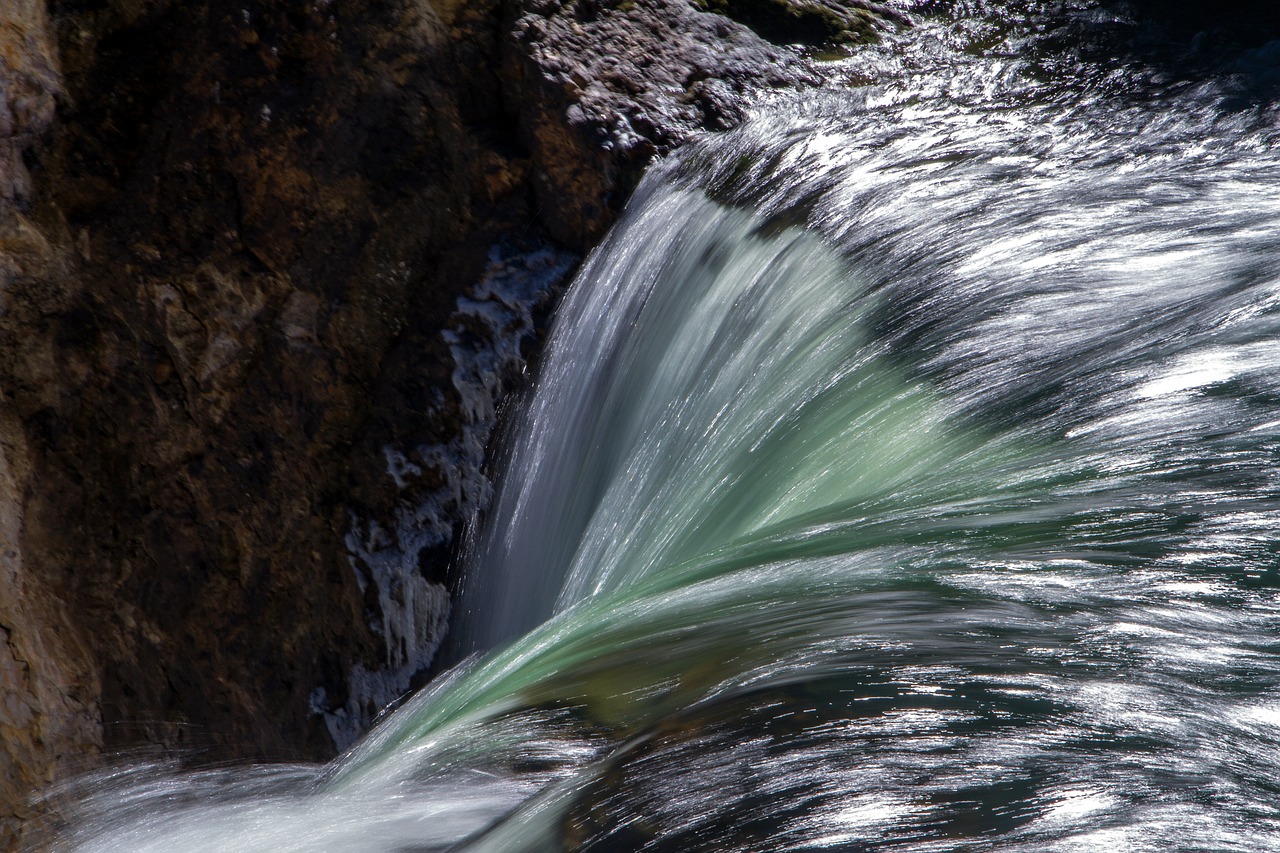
[57,3,1280,851]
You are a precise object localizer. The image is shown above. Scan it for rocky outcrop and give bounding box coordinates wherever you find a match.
[0,0,900,846]
[1,2,102,848]
[505,0,821,245]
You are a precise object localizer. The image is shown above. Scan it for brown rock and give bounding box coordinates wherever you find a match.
[0,0,59,201]
[0,414,102,852]
[504,0,826,246]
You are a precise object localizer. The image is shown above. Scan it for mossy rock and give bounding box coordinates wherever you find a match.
[693,0,885,46]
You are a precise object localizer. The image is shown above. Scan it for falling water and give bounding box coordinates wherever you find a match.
[55,3,1280,850]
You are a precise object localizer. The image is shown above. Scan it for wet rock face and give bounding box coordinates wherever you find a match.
[694,0,896,47]
[0,4,102,849]
[505,0,822,246]
[0,0,898,845]
[0,1,58,199]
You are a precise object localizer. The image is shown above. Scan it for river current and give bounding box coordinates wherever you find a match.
[57,2,1280,850]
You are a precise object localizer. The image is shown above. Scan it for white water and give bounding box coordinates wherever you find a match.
[50,4,1280,851]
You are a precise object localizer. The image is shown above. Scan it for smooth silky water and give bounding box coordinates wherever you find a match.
[54,3,1280,850]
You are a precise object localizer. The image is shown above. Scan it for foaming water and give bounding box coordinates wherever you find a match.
[54,4,1280,851]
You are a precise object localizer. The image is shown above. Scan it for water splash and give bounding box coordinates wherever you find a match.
[53,4,1280,850]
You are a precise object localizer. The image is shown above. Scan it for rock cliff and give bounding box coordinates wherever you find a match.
[0,0,897,846]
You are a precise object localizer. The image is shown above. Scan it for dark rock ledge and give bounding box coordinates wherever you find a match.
[0,0,898,846]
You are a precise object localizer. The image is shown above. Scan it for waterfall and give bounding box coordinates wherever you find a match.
[58,5,1280,851]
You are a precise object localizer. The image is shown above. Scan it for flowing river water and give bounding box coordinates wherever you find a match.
[56,2,1280,850]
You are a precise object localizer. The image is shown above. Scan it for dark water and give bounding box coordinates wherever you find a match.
[58,3,1280,851]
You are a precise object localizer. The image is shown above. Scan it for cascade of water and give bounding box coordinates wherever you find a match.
[56,4,1280,851]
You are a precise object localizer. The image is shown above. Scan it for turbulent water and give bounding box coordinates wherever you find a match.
[55,3,1280,851]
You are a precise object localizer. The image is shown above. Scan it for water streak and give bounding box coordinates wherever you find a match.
[56,4,1280,850]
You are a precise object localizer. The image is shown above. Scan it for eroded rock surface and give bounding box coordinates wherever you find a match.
[505,0,824,245]
[0,0,899,846]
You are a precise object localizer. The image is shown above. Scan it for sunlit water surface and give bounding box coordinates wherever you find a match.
[53,3,1280,851]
